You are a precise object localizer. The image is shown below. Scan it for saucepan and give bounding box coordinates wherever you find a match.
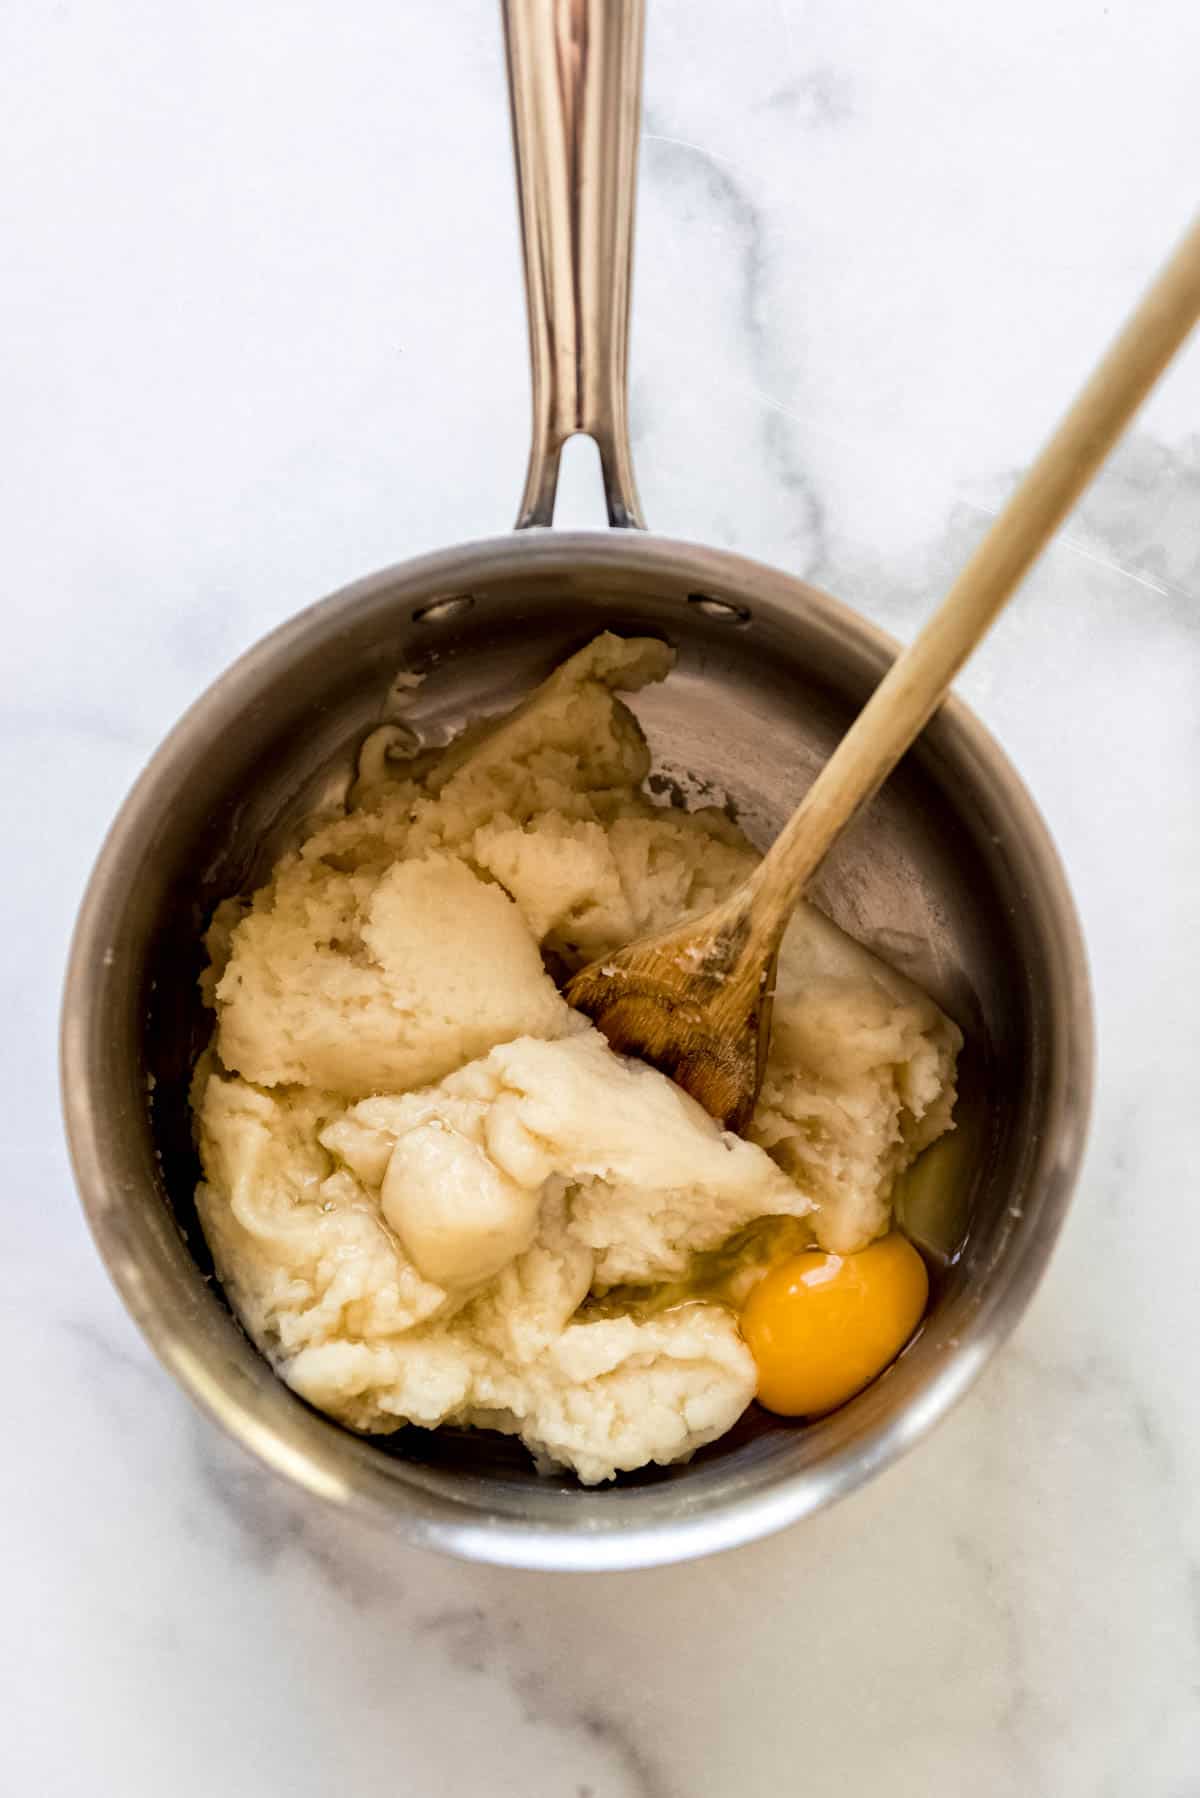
[60,0,1092,1570]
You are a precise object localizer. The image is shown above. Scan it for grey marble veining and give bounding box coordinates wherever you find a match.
[5,0,1199,1791]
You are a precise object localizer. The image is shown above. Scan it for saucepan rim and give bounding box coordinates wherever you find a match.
[61,526,1094,1570]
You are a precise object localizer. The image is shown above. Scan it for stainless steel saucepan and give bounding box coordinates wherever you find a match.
[61,0,1092,1570]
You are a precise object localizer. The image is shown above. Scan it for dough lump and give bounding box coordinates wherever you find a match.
[194,634,961,1481]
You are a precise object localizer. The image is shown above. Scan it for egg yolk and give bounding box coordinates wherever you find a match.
[740,1234,929,1417]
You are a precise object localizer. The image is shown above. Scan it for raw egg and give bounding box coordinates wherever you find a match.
[740,1234,929,1417]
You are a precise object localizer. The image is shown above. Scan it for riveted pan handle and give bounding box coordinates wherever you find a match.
[502,0,646,529]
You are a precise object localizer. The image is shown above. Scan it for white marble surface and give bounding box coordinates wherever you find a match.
[5,0,1199,1791]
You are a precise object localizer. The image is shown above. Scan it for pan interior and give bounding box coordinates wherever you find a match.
[93,538,1075,1539]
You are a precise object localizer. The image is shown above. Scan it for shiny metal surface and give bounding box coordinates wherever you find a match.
[61,0,1092,1570]
[503,0,645,527]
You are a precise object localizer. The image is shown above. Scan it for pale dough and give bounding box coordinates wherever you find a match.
[194,635,961,1482]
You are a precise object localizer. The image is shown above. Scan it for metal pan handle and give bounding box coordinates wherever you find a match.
[502,0,646,529]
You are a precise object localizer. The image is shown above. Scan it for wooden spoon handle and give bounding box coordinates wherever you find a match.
[748,211,1200,925]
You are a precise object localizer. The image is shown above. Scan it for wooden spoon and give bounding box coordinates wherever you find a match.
[567,213,1200,1131]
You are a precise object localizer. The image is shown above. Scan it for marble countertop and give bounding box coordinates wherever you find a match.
[6,1,1199,1791]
